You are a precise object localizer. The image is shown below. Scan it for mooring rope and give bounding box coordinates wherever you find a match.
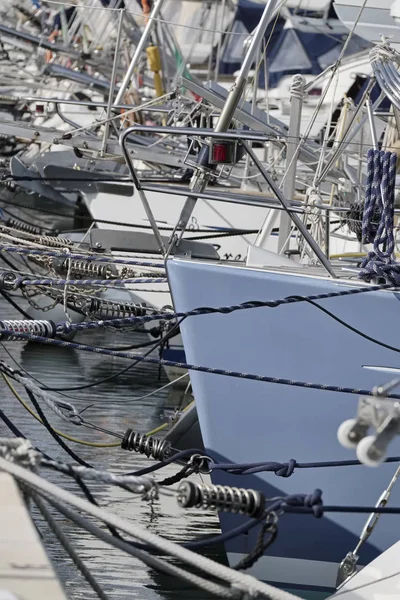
[53,282,396,332]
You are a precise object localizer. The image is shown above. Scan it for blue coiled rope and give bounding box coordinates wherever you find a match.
[359,149,399,283]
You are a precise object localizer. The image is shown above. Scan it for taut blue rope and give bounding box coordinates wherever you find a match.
[2,337,400,399]
[208,455,400,477]
[54,282,394,332]
[359,149,399,283]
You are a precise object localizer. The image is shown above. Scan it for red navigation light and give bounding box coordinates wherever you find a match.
[210,140,237,165]
[212,142,229,163]
[36,104,45,114]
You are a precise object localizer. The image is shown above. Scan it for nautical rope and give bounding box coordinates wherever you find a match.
[359,149,400,283]
[10,370,80,424]
[0,438,155,493]
[207,456,400,477]
[56,283,396,332]
[0,437,39,468]
[0,246,166,269]
[44,495,253,600]
[2,336,400,400]
[41,459,155,494]
[16,277,167,287]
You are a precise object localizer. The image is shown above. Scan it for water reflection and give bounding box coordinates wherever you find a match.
[0,312,223,600]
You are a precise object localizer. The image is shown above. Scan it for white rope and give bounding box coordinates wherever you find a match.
[0,231,58,250]
[0,437,38,468]
[0,438,156,493]
[8,370,80,424]
[41,458,156,493]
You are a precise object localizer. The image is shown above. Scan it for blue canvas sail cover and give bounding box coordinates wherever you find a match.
[267,27,370,88]
[219,0,369,89]
[219,0,285,77]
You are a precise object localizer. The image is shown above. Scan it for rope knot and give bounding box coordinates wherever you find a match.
[282,489,323,518]
[304,488,323,518]
[275,458,296,478]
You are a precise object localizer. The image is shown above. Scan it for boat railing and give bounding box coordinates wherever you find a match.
[370,43,400,114]
[120,124,338,276]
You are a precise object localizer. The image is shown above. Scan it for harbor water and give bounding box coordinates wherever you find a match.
[0,312,226,599]
[0,202,225,599]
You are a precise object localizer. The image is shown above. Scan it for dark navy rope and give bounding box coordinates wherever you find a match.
[128,449,206,476]
[2,336,400,399]
[360,149,399,284]
[209,456,400,477]
[56,282,395,332]
[131,453,400,479]
[268,489,323,518]
[287,505,400,515]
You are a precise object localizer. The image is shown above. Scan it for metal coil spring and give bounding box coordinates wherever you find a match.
[88,298,148,319]
[121,429,171,461]
[0,95,17,104]
[0,180,15,191]
[53,258,112,279]
[38,236,74,248]
[0,319,56,341]
[5,218,44,236]
[177,481,266,518]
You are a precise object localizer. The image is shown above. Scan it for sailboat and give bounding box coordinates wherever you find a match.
[161,0,400,596]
